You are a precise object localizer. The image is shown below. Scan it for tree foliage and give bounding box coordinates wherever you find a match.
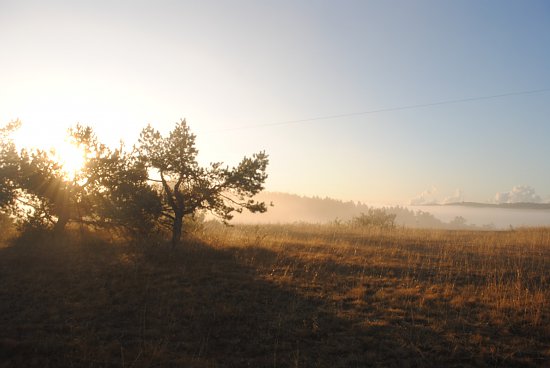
[139,119,268,246]
[17,147,76,232]
[69,125,162,234]
[0,120,21,211]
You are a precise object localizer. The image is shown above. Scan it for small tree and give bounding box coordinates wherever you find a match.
[449,216,467,229]
[352,208,396,229]
[138,119,269,246]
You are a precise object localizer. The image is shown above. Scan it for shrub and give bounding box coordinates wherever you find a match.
[352,208,396,229]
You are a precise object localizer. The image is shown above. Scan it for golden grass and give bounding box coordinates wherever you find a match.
[1,224,549,367]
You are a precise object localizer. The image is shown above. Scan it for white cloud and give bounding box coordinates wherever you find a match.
[409,186,439,205]
[443,189,464,204]
[494,185,542,204]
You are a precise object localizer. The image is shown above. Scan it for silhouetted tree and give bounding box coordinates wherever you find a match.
[15,124,161,235]
[138,119,269,246]
[0,120,21,211]
[68,125,162,234]
[17,147,76,233]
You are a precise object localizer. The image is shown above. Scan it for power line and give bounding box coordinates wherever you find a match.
[223,87,550,131]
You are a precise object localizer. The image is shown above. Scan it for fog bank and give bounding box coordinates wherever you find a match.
[233,192,550,229]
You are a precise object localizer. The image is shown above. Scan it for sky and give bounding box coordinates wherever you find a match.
[1,0,549,205]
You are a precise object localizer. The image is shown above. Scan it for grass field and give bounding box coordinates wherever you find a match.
[1,223,549,367]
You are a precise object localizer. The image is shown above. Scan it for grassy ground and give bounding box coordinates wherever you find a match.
[1,224,549,367]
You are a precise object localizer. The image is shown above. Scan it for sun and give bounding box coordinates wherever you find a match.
[11,125,88,181]
[53,141,86,180]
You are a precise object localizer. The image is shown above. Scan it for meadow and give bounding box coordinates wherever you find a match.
[1,223,549,367]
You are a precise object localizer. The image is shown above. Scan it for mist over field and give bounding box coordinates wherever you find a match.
[233,192,550,229]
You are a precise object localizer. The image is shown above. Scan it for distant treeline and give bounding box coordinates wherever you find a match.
[234,192,491,230]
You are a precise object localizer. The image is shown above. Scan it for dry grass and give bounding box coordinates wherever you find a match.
[1,224,549,367]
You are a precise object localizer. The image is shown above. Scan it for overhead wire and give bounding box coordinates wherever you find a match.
[220,87,550,131]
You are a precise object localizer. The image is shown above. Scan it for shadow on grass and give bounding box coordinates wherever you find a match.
[1,233,547,367]
[233,245,549,368]
[0,234,412,367]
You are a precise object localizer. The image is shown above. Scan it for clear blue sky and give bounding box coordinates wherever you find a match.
[1,0,549,204]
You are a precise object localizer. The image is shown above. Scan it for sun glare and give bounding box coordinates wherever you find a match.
[11,128,87,181]
[53,141,86,180]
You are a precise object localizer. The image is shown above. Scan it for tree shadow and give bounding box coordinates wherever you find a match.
[1,235,546,367]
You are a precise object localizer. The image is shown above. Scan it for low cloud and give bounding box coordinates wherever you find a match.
[494,185,542,204]
[443,189,464,204]
[409,186,439,205]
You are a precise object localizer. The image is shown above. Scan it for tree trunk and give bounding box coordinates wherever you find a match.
[54,213,69,237]
[171,212,183,247]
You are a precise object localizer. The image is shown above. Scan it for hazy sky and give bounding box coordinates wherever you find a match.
[1,0,549,204]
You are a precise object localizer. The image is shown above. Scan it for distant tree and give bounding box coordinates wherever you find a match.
[384,206,445,229]
[352,208,396,229]
[138,119,269,246]
[449,216,467,229]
